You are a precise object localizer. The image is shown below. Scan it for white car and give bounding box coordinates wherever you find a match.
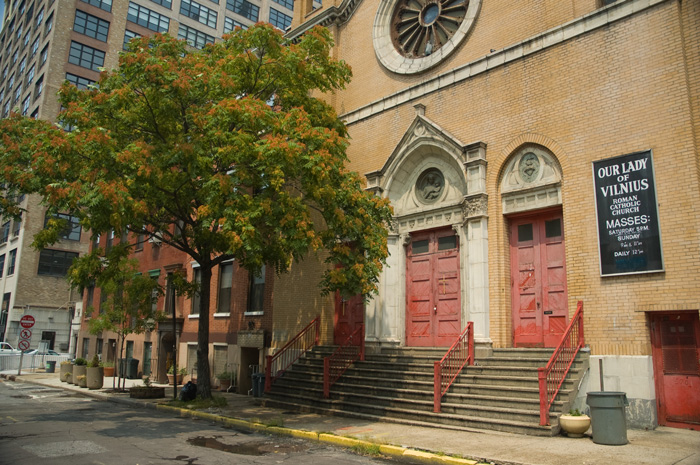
[0,342,21,354]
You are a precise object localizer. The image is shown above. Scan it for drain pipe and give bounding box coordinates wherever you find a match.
[599,358,605,391]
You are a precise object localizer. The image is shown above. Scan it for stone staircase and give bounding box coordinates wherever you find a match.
[261,346,589,436]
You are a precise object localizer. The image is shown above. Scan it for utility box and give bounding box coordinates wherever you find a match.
[586,391,629,445]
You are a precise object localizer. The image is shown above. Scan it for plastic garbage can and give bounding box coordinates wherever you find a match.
[586,391,628,445]
[252,372,265,397]
[119,358,140,379]
[46,361,56,373]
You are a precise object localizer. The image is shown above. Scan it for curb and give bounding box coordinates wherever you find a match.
[3,374,490,465]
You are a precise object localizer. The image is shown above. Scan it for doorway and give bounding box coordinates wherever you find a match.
[510,210,568,347]
[406,228,461,347]
[334,292,364,345]
[650,311,700,430]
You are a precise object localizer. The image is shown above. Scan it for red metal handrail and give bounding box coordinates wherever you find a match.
[434,321,474,413]
[323,324,365,398]
[265,316,320,393]
[538,301,585,425]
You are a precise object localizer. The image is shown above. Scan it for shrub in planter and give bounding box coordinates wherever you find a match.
[559,409,591,438]
[76,374,88,388]
[216,371,236,391]
[60,362,73,383]
[101,361,115,377]
[73,363,87,386]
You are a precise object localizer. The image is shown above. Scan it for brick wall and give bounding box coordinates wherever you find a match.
[314,0,700,356]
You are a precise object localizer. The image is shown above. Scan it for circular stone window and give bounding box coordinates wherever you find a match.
[374,0,481,75]
[415,168,445,204]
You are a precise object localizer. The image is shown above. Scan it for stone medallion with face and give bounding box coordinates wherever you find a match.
[519,152,541,183]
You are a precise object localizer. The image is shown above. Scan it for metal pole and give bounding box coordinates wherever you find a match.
[599,358,605,391]
[172,278,177,400]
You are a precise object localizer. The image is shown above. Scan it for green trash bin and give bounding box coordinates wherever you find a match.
[586,391,628,445]
[46,361,56,373]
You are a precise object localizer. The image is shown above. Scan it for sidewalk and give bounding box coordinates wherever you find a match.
[3,370,699,465]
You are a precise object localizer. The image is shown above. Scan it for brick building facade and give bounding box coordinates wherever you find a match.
[285,0,700,429]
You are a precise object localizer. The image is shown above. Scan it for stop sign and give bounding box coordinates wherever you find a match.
[19,315,35,329]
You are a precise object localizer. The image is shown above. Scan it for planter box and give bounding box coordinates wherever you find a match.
[129,386,165,399]
[73,365,87,386]
[60,363,73,383]
[87,367,104,390]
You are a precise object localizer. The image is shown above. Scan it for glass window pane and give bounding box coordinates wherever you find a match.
[438,235,457,251]
[545,219,562,238]
[412,239,429,255]
[518,224,533,242]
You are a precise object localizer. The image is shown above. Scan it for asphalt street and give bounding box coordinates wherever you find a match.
[0,379,395,465]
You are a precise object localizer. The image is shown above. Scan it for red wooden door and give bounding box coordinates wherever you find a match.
[334,292,364,345]
[510,212,568,347]
[406,228,461,347]
[650,312,700,430]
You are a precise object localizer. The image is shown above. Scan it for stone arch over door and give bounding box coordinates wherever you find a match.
[364,104,490,348]
[498,143,568,347]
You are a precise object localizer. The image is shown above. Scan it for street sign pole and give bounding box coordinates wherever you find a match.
[17,315,36,376]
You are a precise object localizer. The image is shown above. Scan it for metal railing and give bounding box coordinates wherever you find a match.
[0,354,71,373]
[433,321,474,413]
[323,324,364,398]
[264,316,320,393]
[538,300,585,425]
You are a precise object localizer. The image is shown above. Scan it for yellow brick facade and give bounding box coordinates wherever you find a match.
[283,0,700,364]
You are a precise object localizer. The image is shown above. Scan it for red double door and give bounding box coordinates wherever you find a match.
[406,228,461,347]
[510,211,568,348]
[650,312,700,430]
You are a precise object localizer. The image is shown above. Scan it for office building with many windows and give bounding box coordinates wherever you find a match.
[0,0,295,358]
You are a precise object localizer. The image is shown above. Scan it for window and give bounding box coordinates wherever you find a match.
[217,263,233,313]
[83,0,112,11]
[36,8,44,27]
[191,267,201,315]
[73,10,110,42]
[226,0,259,21]
[149,0,172,7]
[30,108,39,119]
[68,41,105,71]
[269,8,292,30]
[44,13,54,37]
[40,44,49,67]
[35,75,44,98]
[81,0,113,12]
[31,37,39,57]
[82,337,89,358]
[0,255,5,278]
[1,221,10,244]
[180,0,217,29]
[26,65,35,85]
[7,249,17,275]
[21,96,30,115]
[65,73,94,90]
[14,84,23,104]
[8,74,15,89]
[23,31,30,47]
[45,212,82,241]
[247,265,265,313]
[127,3,170,33]
[272,0,293,10]
[38,249,78,276]
[177,25,215,49]
[2,66,7,80]
[12,49,18,64]
[123,30,141,50]
[86,284,95,308]
[18,56,26,74]
[223,16,247,33]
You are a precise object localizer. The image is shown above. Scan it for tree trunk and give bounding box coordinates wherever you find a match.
[197,265,213,399]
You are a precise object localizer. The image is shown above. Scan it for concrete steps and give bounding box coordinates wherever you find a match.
[262,346,589,436]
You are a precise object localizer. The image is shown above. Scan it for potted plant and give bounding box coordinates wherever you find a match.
[217,371,236,391]
[60,361,73,383]
[76,374,88,388]
[129,376,165,399]
[559,409,591,438]
[72,358,88,385]
[167,366,187,386]
[101,360,115,377]
[87,355,104,390]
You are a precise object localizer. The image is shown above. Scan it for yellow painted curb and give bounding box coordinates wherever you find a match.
[318,433,362,448]
[403,449,478,465]
[379,444,406,457]
[289,429,319,441]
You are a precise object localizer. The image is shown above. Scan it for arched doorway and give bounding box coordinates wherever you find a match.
[501,145,567,348]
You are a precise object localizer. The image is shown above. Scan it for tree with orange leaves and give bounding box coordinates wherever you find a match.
[0,24,392,399]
